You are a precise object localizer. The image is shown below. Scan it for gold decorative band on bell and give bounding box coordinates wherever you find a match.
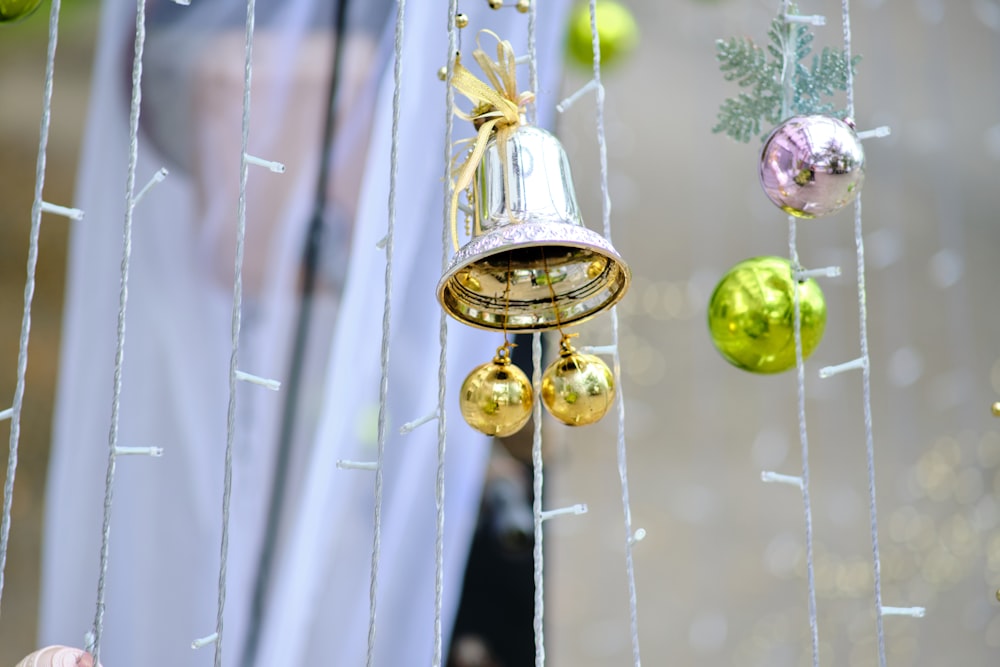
[437,222,630,331]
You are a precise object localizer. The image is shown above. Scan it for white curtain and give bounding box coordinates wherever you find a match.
[38,0,569,665]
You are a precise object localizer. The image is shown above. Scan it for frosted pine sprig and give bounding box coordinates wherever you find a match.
[713,16,859,143]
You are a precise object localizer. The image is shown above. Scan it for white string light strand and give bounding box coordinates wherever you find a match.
[840,1,888,664]
[778,3,821,665]
[521,7,547,665]
[90,0,149,661]
[588,0,642,663]
[432,2,459,665]
[212,0,256,664]
[367,0,406,663]
[526,0,538,124]
[0,0,64,618]
[530,331,545,667]
[788,216,821,667]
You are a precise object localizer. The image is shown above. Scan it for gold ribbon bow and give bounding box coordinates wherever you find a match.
[449,31,535,251]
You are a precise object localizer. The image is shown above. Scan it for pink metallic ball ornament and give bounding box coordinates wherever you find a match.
[15,646,98,667]
[758,115,865,218]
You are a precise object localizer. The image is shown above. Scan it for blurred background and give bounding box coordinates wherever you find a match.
[1,0,999,664]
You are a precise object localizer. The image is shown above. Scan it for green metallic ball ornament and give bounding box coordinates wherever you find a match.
[565,1,639,70]
[0,0,43,23]
[707,256,827,374]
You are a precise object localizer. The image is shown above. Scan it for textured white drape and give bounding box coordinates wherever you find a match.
[38,0,568,665]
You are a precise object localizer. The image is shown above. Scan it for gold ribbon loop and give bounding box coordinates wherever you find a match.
[449,31,534,252]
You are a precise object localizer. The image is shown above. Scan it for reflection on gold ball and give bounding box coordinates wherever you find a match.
[460,348,532,437]
[565,1,639,70]
[542,343,615,426]
[0,0,42,22]
[707,256,827,374]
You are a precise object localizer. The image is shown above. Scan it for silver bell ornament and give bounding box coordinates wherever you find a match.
[758,114,865,218]
[438,124,631,332]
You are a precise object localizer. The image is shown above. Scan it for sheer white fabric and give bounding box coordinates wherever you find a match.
[39,0,568,665]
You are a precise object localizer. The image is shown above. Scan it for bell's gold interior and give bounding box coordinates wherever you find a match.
[440,242,629,331]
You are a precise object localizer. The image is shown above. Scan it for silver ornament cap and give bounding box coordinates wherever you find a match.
[758,114,865,219]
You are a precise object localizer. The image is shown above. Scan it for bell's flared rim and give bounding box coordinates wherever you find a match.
[437,220,632,332]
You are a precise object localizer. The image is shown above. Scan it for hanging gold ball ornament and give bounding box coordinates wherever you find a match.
[541,338,616,426]
[0,0,42,22]
[565,1,639,70]
[516,0,531,13]
[460,345,533,437]
[707,256,827,374]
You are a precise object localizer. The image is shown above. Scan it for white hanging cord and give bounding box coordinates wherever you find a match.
[526,0,538,124]
[89,1,149,661]
[587,1,642,663]
[0,0,64,618]
[840,1,887,664]
[777,3,821,665]
[211,0,257,664]
[431,324,448,667]
[841,0,856,117]
[530,332,545,667]
[854,106,889,667]
[431,2,460,664]
[367,0,406,663]
[788,216,822,667]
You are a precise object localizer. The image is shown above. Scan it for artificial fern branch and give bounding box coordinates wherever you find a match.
[713,15,860,143]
